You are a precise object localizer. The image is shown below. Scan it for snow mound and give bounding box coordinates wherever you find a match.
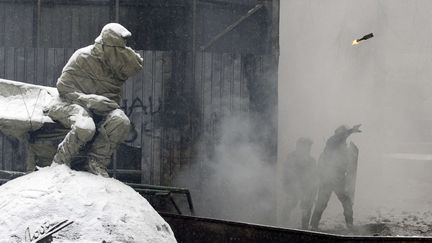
[0,165,177,243]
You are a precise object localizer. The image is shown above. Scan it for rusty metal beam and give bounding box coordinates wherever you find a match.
[162,213,432,243]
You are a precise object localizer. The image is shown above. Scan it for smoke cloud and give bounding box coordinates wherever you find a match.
[174,113,276,225]
[279,0,432,229]
[174,0,432,232]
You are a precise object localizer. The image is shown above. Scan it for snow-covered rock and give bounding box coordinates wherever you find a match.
[0,165,177,243]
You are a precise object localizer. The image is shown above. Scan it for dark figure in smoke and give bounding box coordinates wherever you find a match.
[310,124,361,230]
[48,23,143,177]
[284,137,317,229]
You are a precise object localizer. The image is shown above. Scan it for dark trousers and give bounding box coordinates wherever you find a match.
[310,180,353,229]
[285,187,315,229]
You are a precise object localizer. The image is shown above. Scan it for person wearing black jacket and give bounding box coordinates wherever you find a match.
[310,124,361,230]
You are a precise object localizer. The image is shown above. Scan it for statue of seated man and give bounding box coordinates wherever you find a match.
[47,23,143,177]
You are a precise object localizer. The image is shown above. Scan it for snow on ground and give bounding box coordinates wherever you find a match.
[281,157,432,236]
[0,165,177,243]
[316,160,432,236]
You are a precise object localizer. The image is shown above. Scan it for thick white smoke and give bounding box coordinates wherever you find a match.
[174,0,432,233]
[279,0,432,230]
[174,114,276,225]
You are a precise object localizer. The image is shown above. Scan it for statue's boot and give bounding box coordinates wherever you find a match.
[87,109,131,177]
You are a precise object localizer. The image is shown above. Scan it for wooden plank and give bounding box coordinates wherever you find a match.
[136,50,146,183]
[180,51,198,158]
[65,48,75,65]
[124,56,134,115]
[129,50,144,148]
[128,51,145,173]
[25,48,36,84]
[16,142,27,171]
[3,137,13,171]
[46,48,55,86]
[0,3,5,46]
[15,48,25,82]
[183,51,194,100]
[152,51,164,185]
[240,55,249,113]
[202,52,213,138]
[160,51,174,185]
[140,50,154,184]
[232,53,242,112]
[161,51,170,185]
[211,53,222,119]
[262,54,278,115]
[35,48,46,86]
[9,139,22,171]
[194,52,203,131]
[54,48,66,84]
[0,133,4,170]
[5,47,15,80]
[221,53,233,116]
[0,47,5,78]
[193,51,207,171]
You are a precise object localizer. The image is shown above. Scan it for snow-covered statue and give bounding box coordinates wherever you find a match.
[47,23,143,177]
[0,23,142,175]
[0,24,177,242]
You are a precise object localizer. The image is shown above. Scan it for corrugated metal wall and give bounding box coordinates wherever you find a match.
[0,47,276,186]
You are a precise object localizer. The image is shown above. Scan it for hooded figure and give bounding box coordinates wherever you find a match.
[48,23,143,177]
[310,124,361,230]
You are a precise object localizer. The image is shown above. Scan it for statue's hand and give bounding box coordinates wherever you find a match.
[78,94,120,113]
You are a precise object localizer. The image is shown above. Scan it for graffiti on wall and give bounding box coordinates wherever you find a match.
[121,96,162,143]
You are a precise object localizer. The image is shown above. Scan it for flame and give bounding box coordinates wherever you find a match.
[352,39,359,46]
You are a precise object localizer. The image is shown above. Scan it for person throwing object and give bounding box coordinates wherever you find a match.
[310,124,361,230]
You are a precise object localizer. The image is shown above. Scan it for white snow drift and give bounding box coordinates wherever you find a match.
[0,165,177,243]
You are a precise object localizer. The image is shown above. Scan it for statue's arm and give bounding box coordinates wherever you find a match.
[64,92,120,114]
[111,47,143,81]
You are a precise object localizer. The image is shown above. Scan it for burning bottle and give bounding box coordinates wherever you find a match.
[352,33,374,45]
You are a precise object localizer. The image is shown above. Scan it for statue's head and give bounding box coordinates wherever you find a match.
[95,23,131,47]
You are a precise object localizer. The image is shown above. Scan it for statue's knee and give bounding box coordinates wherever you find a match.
[74,118,96,142]
[108,109,131,131]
